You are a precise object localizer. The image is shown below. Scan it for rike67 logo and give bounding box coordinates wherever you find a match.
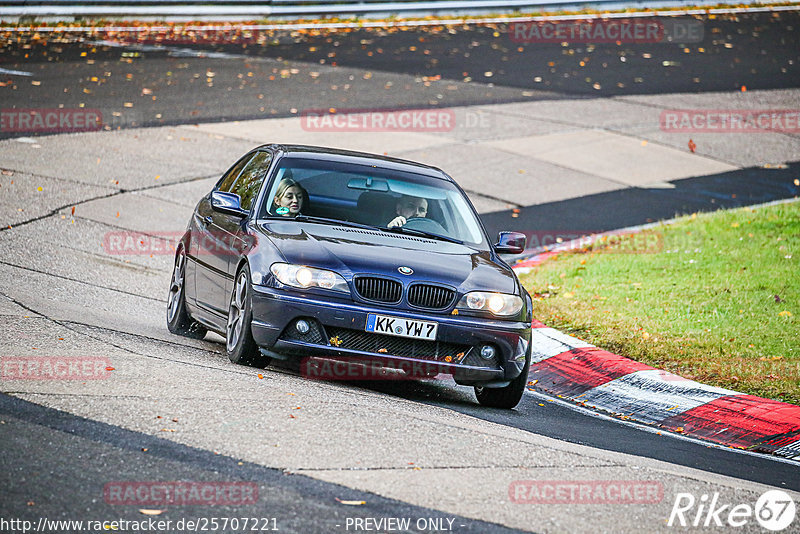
[668,490,796,531]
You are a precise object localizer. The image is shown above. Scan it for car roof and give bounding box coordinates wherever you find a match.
[258,144,452,182]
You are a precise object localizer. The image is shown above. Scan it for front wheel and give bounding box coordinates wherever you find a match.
[474,355,530,409]
[166,248,207,339]
[226,265,270,368]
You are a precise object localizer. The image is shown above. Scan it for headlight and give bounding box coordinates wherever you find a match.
[270,263,349,293]
[457,291,523,316]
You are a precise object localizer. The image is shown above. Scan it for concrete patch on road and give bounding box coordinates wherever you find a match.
[487,130,738,187]
[399,143,623,208]
[186,116,453,155]
[0,127,253,190]
[0,170,112,228]
[75,191,194,236]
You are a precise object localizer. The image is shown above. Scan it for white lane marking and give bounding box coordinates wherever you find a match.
[578,369,740,424]
[524,389,800,465]
[530,327,594,363]
[91,39,244,59]
[0,67,32,76]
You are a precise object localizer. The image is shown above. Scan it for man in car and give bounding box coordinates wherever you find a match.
[387,195,428,228]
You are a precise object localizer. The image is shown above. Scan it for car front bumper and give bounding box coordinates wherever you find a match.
[249,285,530,386]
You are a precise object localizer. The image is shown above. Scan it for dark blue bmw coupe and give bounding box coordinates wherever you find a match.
[168,144,532,408]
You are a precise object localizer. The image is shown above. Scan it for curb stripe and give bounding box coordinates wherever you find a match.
[659,395,800,449]
[528,348,652,397]
[577,370,738,425]
[530,327,593,363]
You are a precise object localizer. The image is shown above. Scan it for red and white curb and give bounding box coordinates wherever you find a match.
[522,321,800,460]
[511,201,800,461]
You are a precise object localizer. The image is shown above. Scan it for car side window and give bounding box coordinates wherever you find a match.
[216,154,253,193]
[230,151,272,212]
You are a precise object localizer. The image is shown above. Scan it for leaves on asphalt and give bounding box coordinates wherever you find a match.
[335,498,366,505]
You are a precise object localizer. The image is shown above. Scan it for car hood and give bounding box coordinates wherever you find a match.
[257,221,517,294]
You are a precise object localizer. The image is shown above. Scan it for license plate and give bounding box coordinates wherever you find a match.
[366,314,438,341]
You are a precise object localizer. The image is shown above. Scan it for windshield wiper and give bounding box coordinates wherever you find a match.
[381,225,463,245]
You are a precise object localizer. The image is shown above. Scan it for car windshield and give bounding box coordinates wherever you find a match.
[259,157,488,248]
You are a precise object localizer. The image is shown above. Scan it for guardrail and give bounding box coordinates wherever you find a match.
[0,0,730,19]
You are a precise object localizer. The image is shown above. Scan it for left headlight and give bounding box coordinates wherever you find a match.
[269,263,349,293]
[457,291,523,317]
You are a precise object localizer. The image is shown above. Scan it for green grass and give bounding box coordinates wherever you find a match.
[518,201,800,405]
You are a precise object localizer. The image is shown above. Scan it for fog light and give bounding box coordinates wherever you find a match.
[479,345,496,360]
[295,320,310,334]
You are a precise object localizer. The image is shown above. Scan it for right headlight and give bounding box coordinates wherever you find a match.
[270,263,349,293]
[457,291,523,317]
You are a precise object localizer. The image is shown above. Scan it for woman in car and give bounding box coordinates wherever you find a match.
[272,177,307,217]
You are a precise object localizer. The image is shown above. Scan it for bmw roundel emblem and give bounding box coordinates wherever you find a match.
[398,266,414,275]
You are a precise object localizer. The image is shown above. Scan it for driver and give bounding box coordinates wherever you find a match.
[272,177,307,217]
[387,195,428,228]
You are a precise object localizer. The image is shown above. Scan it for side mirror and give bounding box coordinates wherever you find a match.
[211,191,247,217]
[494,231,526,255]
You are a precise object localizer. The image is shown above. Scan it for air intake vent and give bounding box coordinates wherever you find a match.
[354,276,402,303]
[408,284,455,310]
[333,227,434,243]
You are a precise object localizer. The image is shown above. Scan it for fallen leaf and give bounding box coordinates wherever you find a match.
[105,366,115,371]
[138,509,164,516]
[688,139,697,153]
[336,498,366,505]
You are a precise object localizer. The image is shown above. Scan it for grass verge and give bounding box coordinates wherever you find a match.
[517,200,799,405]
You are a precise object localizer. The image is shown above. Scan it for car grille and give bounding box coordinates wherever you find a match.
[326,327,470,362]
[408,283,455,310]
[353,276,402,303]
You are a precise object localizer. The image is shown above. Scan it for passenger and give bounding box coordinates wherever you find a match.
[387,195,428,228]
[272,178,307,216]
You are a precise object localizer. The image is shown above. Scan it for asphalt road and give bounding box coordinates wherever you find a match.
[1,10,799,533]
[0,393,521,534]
[1,11,799,134]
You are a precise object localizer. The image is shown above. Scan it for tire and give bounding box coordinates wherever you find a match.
[167,248,207,339]
[474,354,530,409]
[226,265,271,368]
